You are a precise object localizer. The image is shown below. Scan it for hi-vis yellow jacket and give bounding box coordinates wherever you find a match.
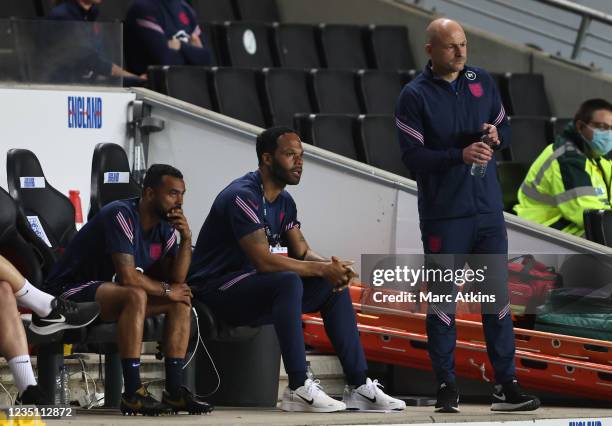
[514,124,612,236]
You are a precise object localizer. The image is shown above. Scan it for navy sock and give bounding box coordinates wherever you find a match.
[346,371,367,387]
[164,358,184,397]
[121,358,142,397]
[288,372,308,391]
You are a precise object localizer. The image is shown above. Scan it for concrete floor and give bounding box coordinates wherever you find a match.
[45,404,612,426]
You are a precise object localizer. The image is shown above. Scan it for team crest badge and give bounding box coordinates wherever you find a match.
[428,236,442,253]
[465,70,477,80]
[469,83,484,98]
[150,244,162,260]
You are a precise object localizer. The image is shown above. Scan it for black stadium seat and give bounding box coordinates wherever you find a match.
[161,66,213,109]
[358,115,411,179]
[295,114,361,161]
[550,116,572,139]
[504,73,552,117]
[234,0,280,22]
[367,25,414,71]
[496,161,529,212]
[310,69,362,114]
[358,70,407,115]
[190,0,236,22]
[88,143,141,220]
[217,21,274,68]
[6,149,76,253]
[318,24,369,70]
[272,23,321,69]
[505,116,552,165]
[209,67,266,127]
[260,68,313,127]
[0,1,39,18]
[584,210,612,247]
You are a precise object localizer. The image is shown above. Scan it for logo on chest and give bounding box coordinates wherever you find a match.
[149,243,162,260]
[468,82,483,98]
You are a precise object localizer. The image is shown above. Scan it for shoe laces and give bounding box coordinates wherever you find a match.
[366,378,383,392]
[304,379,323,398]
[55,297,78,314]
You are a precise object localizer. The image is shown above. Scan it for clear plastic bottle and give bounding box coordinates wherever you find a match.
[470,134,494,178]
[55,365,70,405]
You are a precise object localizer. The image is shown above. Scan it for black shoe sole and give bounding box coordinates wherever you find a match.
[29,312,100,335]
[491,398,540,412]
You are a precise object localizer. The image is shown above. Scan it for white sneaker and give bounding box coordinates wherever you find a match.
[280,379,346,412]
[343,378,406,411]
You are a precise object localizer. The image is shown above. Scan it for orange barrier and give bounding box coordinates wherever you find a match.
[302,284,612,402]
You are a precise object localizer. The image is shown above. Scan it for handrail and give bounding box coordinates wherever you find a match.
[410,0,612,66]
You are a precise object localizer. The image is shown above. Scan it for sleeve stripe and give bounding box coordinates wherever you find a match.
[136,18,165,34]
[431,304,451,326]
[396,118,424,145]
[235,196,261,224]
[164,231,177,253]
[493,105,505,127]
[284,221,299,232]
[115,212,134,244]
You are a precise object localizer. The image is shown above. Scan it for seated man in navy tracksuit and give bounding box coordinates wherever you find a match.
[395,18,540,413]
[124,0,213,76]
[188,127,406,413]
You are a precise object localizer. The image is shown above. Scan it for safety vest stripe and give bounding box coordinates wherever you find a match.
[520,182,600,206]
[532,142,575,187]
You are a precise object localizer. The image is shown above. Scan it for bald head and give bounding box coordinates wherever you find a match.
[426,18,465,44]
[425,18,468,81]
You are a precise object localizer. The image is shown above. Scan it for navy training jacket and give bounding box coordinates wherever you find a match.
[395,62,511,221]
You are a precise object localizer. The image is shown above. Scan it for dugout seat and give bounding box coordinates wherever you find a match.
[318,24,370,70]
[358,70,407,115]
[272,23,321,69]
[358,114,412,179]
[217,21,274,68]
[503,73,552,117]
[295,113,362,161]
[310,69,362,114]
[153,66,213,109]
[209,67,266,127]
[505,116,552,165]
[366,25,415,71]
[260,68,313,127]
[7,149,76,256]
[88,143,142,220]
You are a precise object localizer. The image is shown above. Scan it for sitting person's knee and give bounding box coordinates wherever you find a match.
[124,286,147,308]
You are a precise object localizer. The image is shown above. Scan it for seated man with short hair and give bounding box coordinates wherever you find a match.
[0,255,99,404]
[188,127,406,413]
[45,164,212,416]
[515,98,612,236]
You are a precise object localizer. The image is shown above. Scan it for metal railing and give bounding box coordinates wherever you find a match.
[409,0,612,69]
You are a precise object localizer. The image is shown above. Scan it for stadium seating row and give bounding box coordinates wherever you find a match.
[0,0,280,23]
[201,21,415,71]
[148,66,558,129]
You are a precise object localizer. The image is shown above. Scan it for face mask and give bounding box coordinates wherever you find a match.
[589,128,612,157]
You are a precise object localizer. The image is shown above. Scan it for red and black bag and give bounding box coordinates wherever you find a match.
[508,255,562,316]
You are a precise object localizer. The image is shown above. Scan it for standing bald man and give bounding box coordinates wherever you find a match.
[395,19,540,413]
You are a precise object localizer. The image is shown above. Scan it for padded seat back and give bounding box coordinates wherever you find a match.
[218,22,274,68]
[295,114,360,161]
[318,24,369,70]
[210,67,266,127]
[496,161,529,212]
[272,23,321,69]
[310,69,361,114]
[367,25,414,71]
[89,143,141,220]
[261,68,312,127]
[358,114,411,179]
[7,149,76,251]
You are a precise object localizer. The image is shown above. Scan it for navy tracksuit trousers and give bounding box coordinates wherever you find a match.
[421,211,516,386]
[195,271,368,386]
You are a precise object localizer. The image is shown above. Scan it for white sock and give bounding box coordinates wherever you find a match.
[14,279,54,317]
[8,355,37,395]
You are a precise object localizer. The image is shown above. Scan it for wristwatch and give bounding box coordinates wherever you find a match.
[160,281,171,296]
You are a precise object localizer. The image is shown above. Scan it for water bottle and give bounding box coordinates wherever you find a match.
[470,134,493,178]
[55,365,70,405]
